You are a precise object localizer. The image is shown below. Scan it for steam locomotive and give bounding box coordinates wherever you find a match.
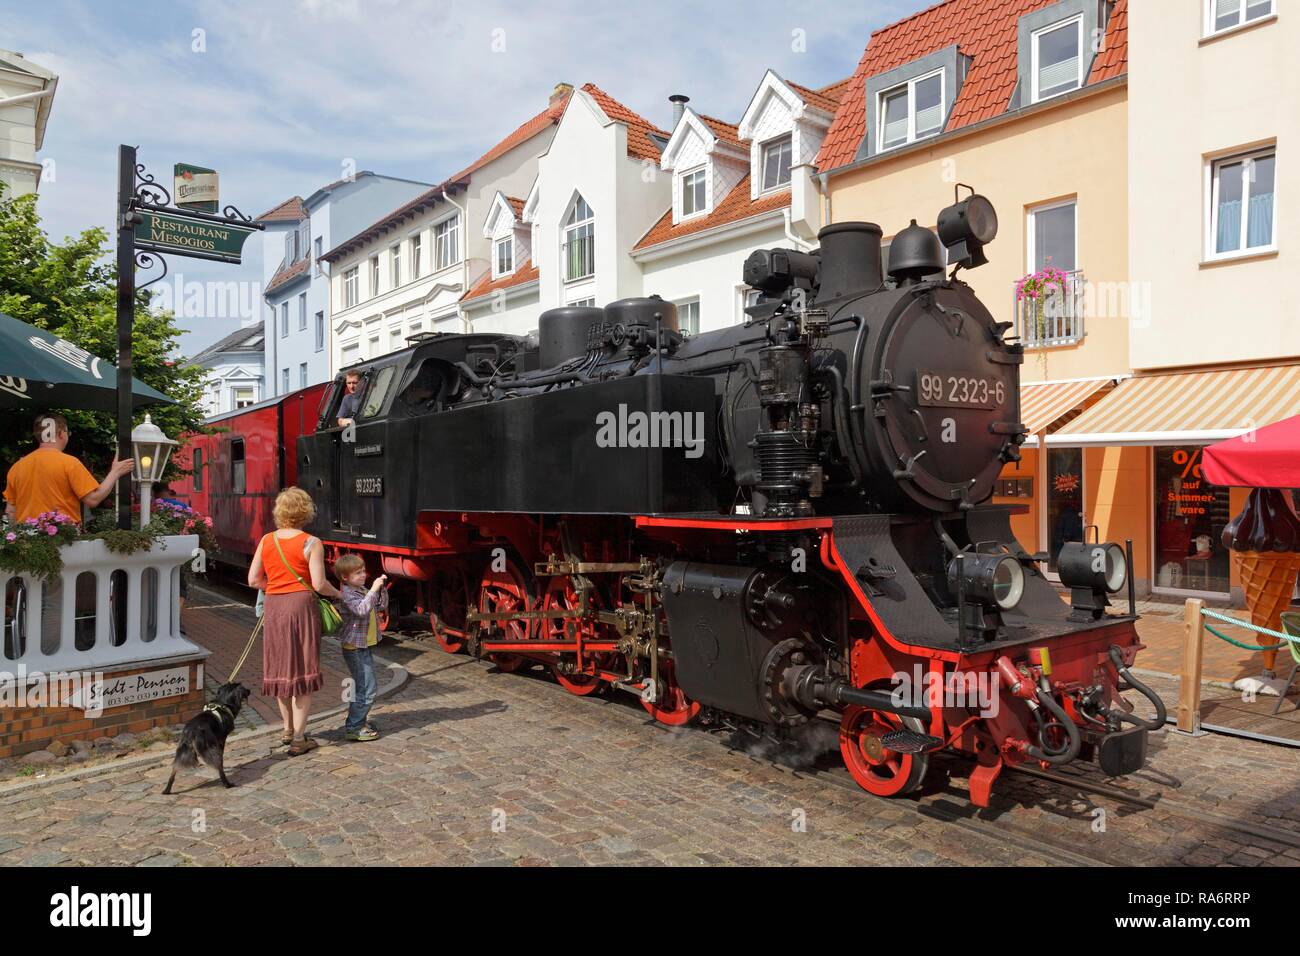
[276,193,1164,806]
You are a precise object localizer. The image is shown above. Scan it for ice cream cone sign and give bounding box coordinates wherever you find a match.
[1222,488,1300,674]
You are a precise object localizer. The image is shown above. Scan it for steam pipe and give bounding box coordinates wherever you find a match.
[1108,646,1167,730]
[1025,678,1081,764]
[782,664,930,720]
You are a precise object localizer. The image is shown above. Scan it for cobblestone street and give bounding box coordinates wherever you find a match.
[1,611,1298,866]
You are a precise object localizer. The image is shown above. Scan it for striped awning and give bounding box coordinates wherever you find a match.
[1019,377,1116,437]
[1050,364,1300,446]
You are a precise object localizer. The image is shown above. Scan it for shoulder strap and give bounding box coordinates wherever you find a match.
[271,533,313,591]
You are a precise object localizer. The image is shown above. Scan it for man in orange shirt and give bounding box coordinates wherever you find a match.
[3,413,134,525]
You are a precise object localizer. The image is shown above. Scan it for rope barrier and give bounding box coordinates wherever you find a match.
[1199,606,1298,651]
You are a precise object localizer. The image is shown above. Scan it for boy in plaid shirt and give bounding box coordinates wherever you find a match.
[333,554,387,741]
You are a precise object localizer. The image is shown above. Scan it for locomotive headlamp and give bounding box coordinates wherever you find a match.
[937,192,998,270]
[948,551,1025,611]
[1058,541,1128,621]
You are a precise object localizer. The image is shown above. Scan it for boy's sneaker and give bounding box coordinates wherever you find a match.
[346,727,380,742]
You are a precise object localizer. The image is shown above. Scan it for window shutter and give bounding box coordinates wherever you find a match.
[1038,54,1078,93]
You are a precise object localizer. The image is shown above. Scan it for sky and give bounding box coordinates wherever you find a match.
[5,0,929,356]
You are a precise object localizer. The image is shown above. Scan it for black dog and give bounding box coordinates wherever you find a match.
[162,682,251,794]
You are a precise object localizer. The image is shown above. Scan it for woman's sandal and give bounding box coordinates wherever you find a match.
[287,735,319,756]
[280,732,294,746]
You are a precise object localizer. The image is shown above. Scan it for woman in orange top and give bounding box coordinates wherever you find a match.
[248,487,341,756]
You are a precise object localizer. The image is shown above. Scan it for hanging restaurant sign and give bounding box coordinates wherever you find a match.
[133,208,256,264]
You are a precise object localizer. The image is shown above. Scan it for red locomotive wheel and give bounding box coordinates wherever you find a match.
[478,561,532,673]
[542,578,606,696]
[839,706,930,798]
[641,658,701,726]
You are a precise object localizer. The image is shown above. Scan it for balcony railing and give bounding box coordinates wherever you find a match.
[2,535,200,674]
[563,235,595,282]
[1014,269,1086,348]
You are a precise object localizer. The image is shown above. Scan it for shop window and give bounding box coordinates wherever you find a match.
[1046,447,1084,573]
[1154,446,1231,593]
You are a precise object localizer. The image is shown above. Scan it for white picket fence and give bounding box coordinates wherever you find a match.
[1,535,202,674]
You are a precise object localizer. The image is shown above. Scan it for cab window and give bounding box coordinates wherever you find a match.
[361,366,396,418]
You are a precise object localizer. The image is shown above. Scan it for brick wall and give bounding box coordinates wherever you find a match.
[0,657,206,759]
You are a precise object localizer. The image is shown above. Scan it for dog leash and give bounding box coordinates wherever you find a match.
[226,614,263,683]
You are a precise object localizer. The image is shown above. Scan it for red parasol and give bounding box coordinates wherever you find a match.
[1202,414,1300,488]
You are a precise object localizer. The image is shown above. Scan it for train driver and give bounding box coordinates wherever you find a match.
[336,370,363,427]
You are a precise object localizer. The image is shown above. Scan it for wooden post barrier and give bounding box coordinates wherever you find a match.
[1177,597,1205,734]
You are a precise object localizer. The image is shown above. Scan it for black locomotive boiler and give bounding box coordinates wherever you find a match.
[298,193,1163,806]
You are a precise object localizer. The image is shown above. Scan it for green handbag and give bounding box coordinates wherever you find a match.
[271,533,343,636]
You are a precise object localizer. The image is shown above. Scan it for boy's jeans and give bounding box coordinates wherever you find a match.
[342,647,377,733]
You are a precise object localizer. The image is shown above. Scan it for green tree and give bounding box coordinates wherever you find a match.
[0,184,208,476]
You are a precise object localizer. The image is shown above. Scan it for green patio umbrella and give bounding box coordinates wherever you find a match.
[0,311,174,411]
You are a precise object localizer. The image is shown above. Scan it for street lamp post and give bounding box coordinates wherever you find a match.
[131,414,177,527]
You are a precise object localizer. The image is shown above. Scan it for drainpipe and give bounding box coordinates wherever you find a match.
[442,188,473,333]
[783,208,816,252]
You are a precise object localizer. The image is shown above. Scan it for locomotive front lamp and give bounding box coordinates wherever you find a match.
[1057,541,1128,622]
[937,192,998,271]
[948,550,1025,643]
[131,414,177,527]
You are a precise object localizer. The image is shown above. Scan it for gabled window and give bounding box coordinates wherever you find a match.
[390,244,402,288]
[410,233,422,279]
[1206,0,1274,36]
[343,267,359,309]
[1209,148,1276,259]
[1032,16,1083,103]
[563,196,595,282]
[435,215,460,270]
[877,69,944,152]
[760,135,792,191]
[369,255,380,298]
[682,167,707,216]
[494,236,514,277]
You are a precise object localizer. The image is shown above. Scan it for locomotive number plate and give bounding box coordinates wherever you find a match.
[916,370,1004,410]
[354,476,384,497]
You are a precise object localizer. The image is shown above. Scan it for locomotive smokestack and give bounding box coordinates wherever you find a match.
[816,222,883,303]
[669,93,690,128]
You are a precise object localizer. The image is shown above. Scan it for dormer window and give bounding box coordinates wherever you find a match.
[494,236,514,277]
[1032,16,1083,103]
[761,135,792,191]
[877,70,944,152]
[682,167,707,216]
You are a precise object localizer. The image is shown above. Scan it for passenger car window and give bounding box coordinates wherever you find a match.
[361,366,396,418]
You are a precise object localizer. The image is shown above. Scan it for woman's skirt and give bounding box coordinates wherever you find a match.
[262,590,323,698]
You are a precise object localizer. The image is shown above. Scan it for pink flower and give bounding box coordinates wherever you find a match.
[5,532,15,543]
[46,527,58,536]
[204,517,213,527]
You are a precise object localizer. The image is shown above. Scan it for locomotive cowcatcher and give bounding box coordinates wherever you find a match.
[278,191,1164,807]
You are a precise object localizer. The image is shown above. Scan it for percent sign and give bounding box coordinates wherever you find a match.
[1172,447,1203,480]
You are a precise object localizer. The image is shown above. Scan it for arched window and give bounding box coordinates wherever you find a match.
[563,195,594,281]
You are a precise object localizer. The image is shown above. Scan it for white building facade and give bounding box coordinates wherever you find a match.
[0,49,57,199]
[257,172,431,397]
[189,324,266,417]
[327,87,570,367]
[631,72,844,334]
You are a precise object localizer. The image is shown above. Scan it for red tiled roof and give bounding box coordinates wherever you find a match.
[447,91,572,183]
[506,196,526,219]
[256,196,305,222]
[697,114,743,150]
[816,0,1128,173]
[788,79,848,113]
[264,255,310,295]
[461,258,540,303]
[634,175,789,251]
[816,76,854,103]
[323,96,569,262]
[1089,0,1127,82]
[581,83,668,161]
